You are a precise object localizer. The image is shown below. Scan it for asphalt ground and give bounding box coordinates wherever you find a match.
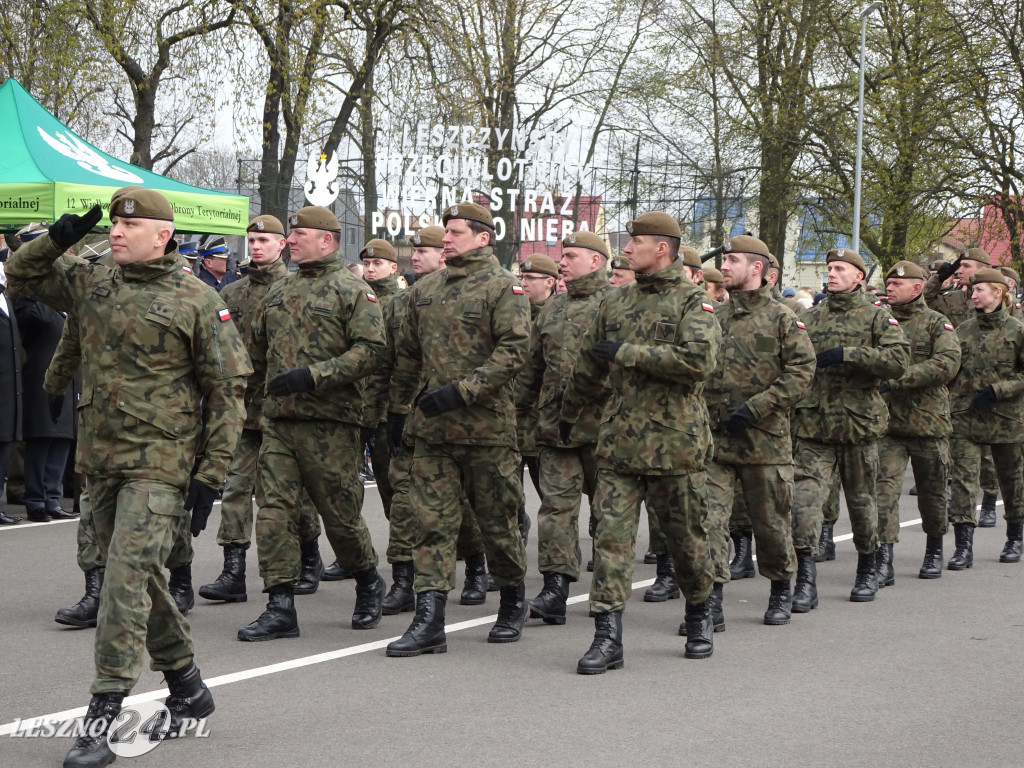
[2,467,1022,768]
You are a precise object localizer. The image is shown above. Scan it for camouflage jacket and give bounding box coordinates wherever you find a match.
[792,288,908,444]
[705,285,816,464]
[515,295,550,456]
[362,272,402,426]
[390,246,531,447]
[518,269,611,448]
[6,234,251,490]
[883,297,960,438]
[251,249,385,425]
[561,258,721,474]
[219,256,290,431]
[949,304,1024,443]
[924,276,972,328]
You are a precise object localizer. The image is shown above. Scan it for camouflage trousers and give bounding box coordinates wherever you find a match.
[707,462,797,583]
[536,444,598,581]
[980,446,999,496]
[409,439,527,593]
[876,435,949,542]
[371,422,394,515]
[256,419,377,590]
[792,438,879,555]
[88,476,194,695]
[822,471,842,526]
[949,439,1024,526]
[590,468,714,614]
[727,484,751,535]
[217,428,321,550]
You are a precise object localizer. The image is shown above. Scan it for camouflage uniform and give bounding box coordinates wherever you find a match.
[6,233,250,694]
[363,272,401,513]
[561,257,720,613]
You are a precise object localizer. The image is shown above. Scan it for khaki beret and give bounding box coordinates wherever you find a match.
[884,260,927,281]
[610,255,632,271]
[826,247,866,274]
[110,185,145,205]
[247,215,286,236]
[929,260,945,271]
[360,238,397,262]
[723,234,771,259]
[703,266,724,283]
[999,266,1020,283]
[961,247,991,265]
[765,253,780,270]
[410,225,445,249]
[288,205,340,233]
[625,211,681,240]
[109,188,173,222]
[441,202,493,228]
[970,268,1009,288]
[521,254,559,278]
[561,231,609,259]
[680,245,702,269]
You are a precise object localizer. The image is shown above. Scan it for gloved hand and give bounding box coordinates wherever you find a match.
[592,339,623,362]
[973,385,997,411]
[418,383,466,417]
[49,205,103,249]
[48,394,64,423]
[936,256,962,282]
[559,420,573,445]
[724,403,755,435]
[360,425,376,450]
[184,478,219,537]
[878,381,892,395]
[386,413,406,457]
[816,347,844,368]
[267,367,315,396]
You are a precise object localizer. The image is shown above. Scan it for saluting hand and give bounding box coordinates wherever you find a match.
[49,205,103,250]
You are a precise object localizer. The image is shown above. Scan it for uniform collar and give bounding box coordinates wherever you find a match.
[118,248,186,283]
[634,258,686,291]
[825,287,866,312]
[444,246,493,278]
[729,284,771,313]
[367,272,400,298]
[296,249,342,277]
[566,268,608,298]
[889,293,925,320]
[248,256,289,285]
[977,302,1010,328]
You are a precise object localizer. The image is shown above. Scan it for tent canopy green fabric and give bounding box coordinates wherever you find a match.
[0,79,249,235]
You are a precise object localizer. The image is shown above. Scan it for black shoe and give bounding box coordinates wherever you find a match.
[764,579,792,625]
[488,582,527,643]
[876,542,894,588]
[683,601,714,659]
[947,523,974,570]
[518,509,531,546]
[576,612,623,674]
[486,574,500,592]
[460,552,488,606]
[151,662,215,740]
[679,582,725,635]
[999,522,1023,563]
[919,535,944,579]
[294,540,325,595]
[850,551,878,602]
[27,509,51,522]
[644,554,681,602]
[198,546,247,603]
[63,693,122,768]
[168,565,195,616]
[46,505,80,520]
[814,522,836,563]
[643,550,657,565]
[978,492,998,527]
[55,567,104,628]
[382,560,415,615]
[729,531,755,579]
[386,591,447,656]
[791,551,818,613]
[528,572,570,625]
[352,569,386,629]
[0,510,22,525]
[322,560,353,581]
[909,485,918,496]
[237,586,299,641]
[586,558,594,572]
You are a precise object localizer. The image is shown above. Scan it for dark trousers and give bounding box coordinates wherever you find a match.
[23,437,73,512]
[0,441,12,514]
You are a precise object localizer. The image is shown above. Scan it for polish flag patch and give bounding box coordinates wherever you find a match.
[218,308,231,322]
[887,318,899,326]
[512,285,524,294]
[182,266,193,275]
[943,322,954,331]
[701,302,714,313]
[366,292,377,302]
[796,321,806,329]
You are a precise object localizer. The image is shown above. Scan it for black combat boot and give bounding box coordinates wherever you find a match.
[322,560,352,581]
[382,560,415,615]
[947,523,974,570]
[386,591,447,656]
[352,568,386,629]
[488,582,527,643]
[168,565,195,616]
[919,535,943,579]
[683,601,714,659]
[643,550,657,565]
[814,522,836,562]
[764,579,792,625]
[999,522,1023,563]
[237,585,299,641]
[978,492,998,528]
[55,567,104,627]
[294,540,325,595]
[644,554,681,602]
[678,582,725,635]
[198,546,247,603]
[528,572,571,625]
[576,612,623,674]
[460,552,488,606]
[876,542,895,588]
[151,662,215,739]
[850,551,878,602]
[791,551,818,613]
[729,531,755,579]
[63,692,123,768]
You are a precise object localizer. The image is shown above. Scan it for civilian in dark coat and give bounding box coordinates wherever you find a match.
[0,262,24,524]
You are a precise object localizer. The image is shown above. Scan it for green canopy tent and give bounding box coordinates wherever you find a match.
[0,78,249,235]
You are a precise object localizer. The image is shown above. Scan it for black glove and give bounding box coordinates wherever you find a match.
[724,403,755,435]
[184,478,219,537]
[267,367,315,396]
[48,394,64,423]
[360,425,376,450]
[936,256,962,282]
[816,347,844,368]
[49,205,103,249]
[418,383,466,417]
[878,381,892,395]
[592,339,623,362]
[559,420,573,445]
[973,385,997,411]
[386,413,406,457]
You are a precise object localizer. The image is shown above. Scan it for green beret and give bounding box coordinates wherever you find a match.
[109,188,173,222]
[288,205,340,233]
[610,255,632,271]
[961,247,991,265]
[441,202,493,228]
[826,247,866,274]
[703,266,724,283]
[999,266,1020,283]
[970,268,1009,288]
[360,238,397,262]
[247,215,286,236]
[410,225,445,249]
[561,231,609,259]
[625,211,681,240]
[724,234,770,259]
[884,260,927,281]
[680,245,702,268]
[521,254,559,278]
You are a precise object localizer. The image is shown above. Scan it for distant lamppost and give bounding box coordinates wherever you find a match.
[852,1,883,253]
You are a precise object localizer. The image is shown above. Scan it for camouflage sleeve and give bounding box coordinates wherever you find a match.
[248,293,270,405]
[745,312,816,421]
[991,330,1024,402]
[514,303,548,411]
[4,233,80,312]
[43,308,81,395]
[614,293,720,383]
[561,308,609,424]
[362,298,397,424]
[456,282,531,404]
[390,286,424,415]
[922,274,945,308]
[308,290,386,389]
[842,312,908,379]
[892,317,961,392]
